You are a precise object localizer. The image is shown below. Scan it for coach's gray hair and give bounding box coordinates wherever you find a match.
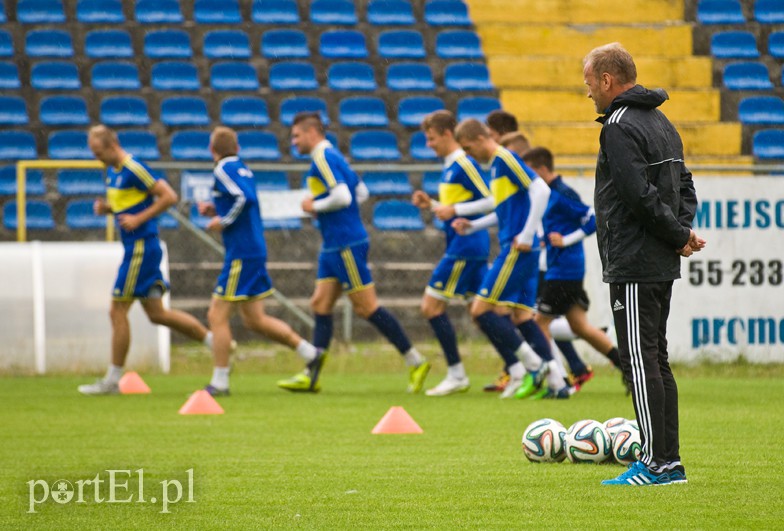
[583,42,637,85]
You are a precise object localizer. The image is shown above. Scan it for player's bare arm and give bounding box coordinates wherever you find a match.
[117,180,177,231]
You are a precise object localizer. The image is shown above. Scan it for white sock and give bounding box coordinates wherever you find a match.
[546,360,568,390]
[507,361,525,380]
[447,362,466,380]
[404,348,425,367]
[105,364,123,384]
[296,339,317,362]
[203,331,214,349]
[210,366,230,390]
[516,342,543,372]
[549,317,576,341]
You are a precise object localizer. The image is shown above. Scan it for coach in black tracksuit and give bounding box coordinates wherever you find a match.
[583,43,706,483]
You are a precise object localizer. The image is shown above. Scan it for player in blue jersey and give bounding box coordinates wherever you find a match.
[285,112,430,393]
[78,125,212,395]
[452,119,573,399]
[411,111,494,396]
[197,127,325,395]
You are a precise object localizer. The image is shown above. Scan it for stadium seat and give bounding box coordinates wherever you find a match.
[203,30,250,60]
[445,63,493,91]
[377,31,426,59]
[339,97,388,127]
[710,31,759,59]
[261,30,310,59]
[723,62,774,90]
[77,0,124,23]
[100,96,150,126]
[269,62,318,91]
[57,170,105,195]
[144,30,192,59]
[135,0,183,24]
[0,30,11,57]
[3,201,55,230]
[66,200,106,229]
[237,131,280,161]
[755,0,784,24]
[48,130,90,160]
[311,0,357,25]
[211,62,259,91]
[738,96,784,124]
[328,62,377,91]
[320,30,368,59]
[151,62,199,91]
[769,31,784,58]
[696,0,745,24]
[753,129,784,159]
[363,172,412,196]
[373,200,424,231]
[436,30,483,59]
[158,212,179,230]
[0,96,28,126]
[424,0,471,26]
[386,63,436,91]
[367,0,415,25]
[160,97,210,127]
[350,131,401,161]
[0,62,19,89]
[171,131,212,161]
[457,96,501,121]
[39,96,89,126]
[398,96,444,127]
[25,30,73,58]
[91,62,140,91]
[0,1,5,23]
[255,171,289,191]
[32,62,81,91]
[264,217,302,230]
[252,0,299,24]
[410,131,437,160]
[220,97,270,127]
[85,30,133,59]
[18,0,65,24]
[0,165,44,195]
[117,131,160,160]
[422,171,440,196]
[280,97,329,126]
[194,0,241,24]
[0,131,36,160]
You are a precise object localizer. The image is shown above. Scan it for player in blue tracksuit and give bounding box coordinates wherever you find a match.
[197,127,323,395]
[286,112,430,393]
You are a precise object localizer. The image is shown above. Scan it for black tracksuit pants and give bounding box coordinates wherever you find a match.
[610,281,681,471]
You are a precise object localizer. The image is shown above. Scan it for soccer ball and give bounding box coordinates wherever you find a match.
[564,420,612,463]
[612,422,642,465]
[603,417,628,439]
[522,418,567,463]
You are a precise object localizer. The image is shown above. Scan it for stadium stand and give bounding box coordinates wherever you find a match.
[92,62,140,91]
[320,30,368,59]
[255,171,289,191]
[204,30,251,60]
[17,0,65,24]
[211,62,260,91]
[0,30,10,57]
[424,0,472,26]
[377,30,426,59]
[350,131,401,160]
[362,172,413,196]
[367,0,415,26]
[3,201,55,230]
[236,131,281,161]
[457,96,501,121]
[753,129,784,159]
[220,97,270,127]
[436,30,484,59]
[262,30,310,59]
[738,97,784,125]
[48,131,90,160]
[194,0,242,24]
[76,0,125,23]
[372,200,424,231]
[710,31,760,59]
[444,63,493,91]
[161,97,211,127]
[100,97,151,127]
[0,62,18,89]
[39,96,89,126]
[754,0,784,24]
[723,62,774,90]
[171,131,212,161]
[251,0,300,24]
[696,0,745,24]
[25,30,73,58]
[387,63,436,91]
[409,131,437,160]
[57,170,105,196]
[135,0,183,24]
[0,96,28,126]
[398,97,445,127]
[270,62,318,91]
[0,131,36,160]
[33,62,81,90]
[310,0,357,25]
[769,31,784,58]
[85,30,134,59]
[117,131,160,160]
[339,97,389,127]
[327,62,377,91]
[422,171,441,196]
[279,96,329,125]
[65,200,106,230]
[0,166,44,196]
[151,62,199,91]
[144,30,192,59]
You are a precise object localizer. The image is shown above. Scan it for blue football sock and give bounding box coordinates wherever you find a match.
[313,313,333,350]
[517,320,554,361]
[367,307,412,354]
[429,314,460,366]
[557,340,588,376]
[475,311,523,368]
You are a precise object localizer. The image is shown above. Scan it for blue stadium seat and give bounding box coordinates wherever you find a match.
[57,170,105,195]
[3,201,55,230]
[255,171,289,191]
[0,30,11,57]
[135,0,183,24]
[398,96,444,127]
[269,62,318,91]
[738,96,784,125]
[311,0,357,25]
[387,63,436,91]
[48,130,90,160]
[373,200,424,231]
[203,30,250,60]
[117,131,160,160]
[769,31,784,58]
[723,62,773,90]
[77,0,124,23]
[0,96,28,126]
[151,62,199,91]
[0,62,19,89]
[436,30,483,59]
[710,31,759,58]
[194,0,241,23]
[237,131,280,161]
[280,97,329,126]
[221,97,270,127]
[697,0,745,24]
[410,131,437,160]
[262,30,309,59]
[328,62,377,91]
[32,62,81,91]
[91,62,140,91]
[66,200,106,229]
[457,96,501,121]
[18,0,65,24]
[25,30,73,58]
[264,217,302,230]
[100,96,150,126]
[350,131,400,161]
[363,172,412,196]
[320,30,368,59]
[0,1,5,23]
[144,30,192,59]
[0,166,44,196]
[158,212,179,230]
[85,30,133,59]
[160,97,210,127]
[424,0,471,26]
[252,0,299,24]
[39,96,89,126]
[0,131,36,160]
[171,131,212,161]
[339,97,388,127]
[753,129,784,159]
[377,30,426,59]
[367,0,415,25]
[422,171,440,196]
[755,0,784,24]
[211,62,259,91]
[445,63,493,91]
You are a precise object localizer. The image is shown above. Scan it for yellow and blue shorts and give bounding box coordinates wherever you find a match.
[113,237,168,301]
[475,246,539,310]
[213,257,275,301]
[317,242,374,294]
[426,256,487,301]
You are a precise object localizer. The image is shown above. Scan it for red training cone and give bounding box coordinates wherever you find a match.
[371,406,423,434]
[118,371,151,394]
[178,390,224,415]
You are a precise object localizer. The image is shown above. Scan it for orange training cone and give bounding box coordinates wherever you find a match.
[371,406,423,434]
[118,371,151,394]
[178,390,224,415]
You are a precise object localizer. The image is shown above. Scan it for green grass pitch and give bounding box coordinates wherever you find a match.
[1,343,783,529]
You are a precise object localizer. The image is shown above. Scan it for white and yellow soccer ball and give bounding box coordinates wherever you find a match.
[564,420,612,463]
[603,417,628,440]
[522,418,567,463]
[612,422,642,465]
